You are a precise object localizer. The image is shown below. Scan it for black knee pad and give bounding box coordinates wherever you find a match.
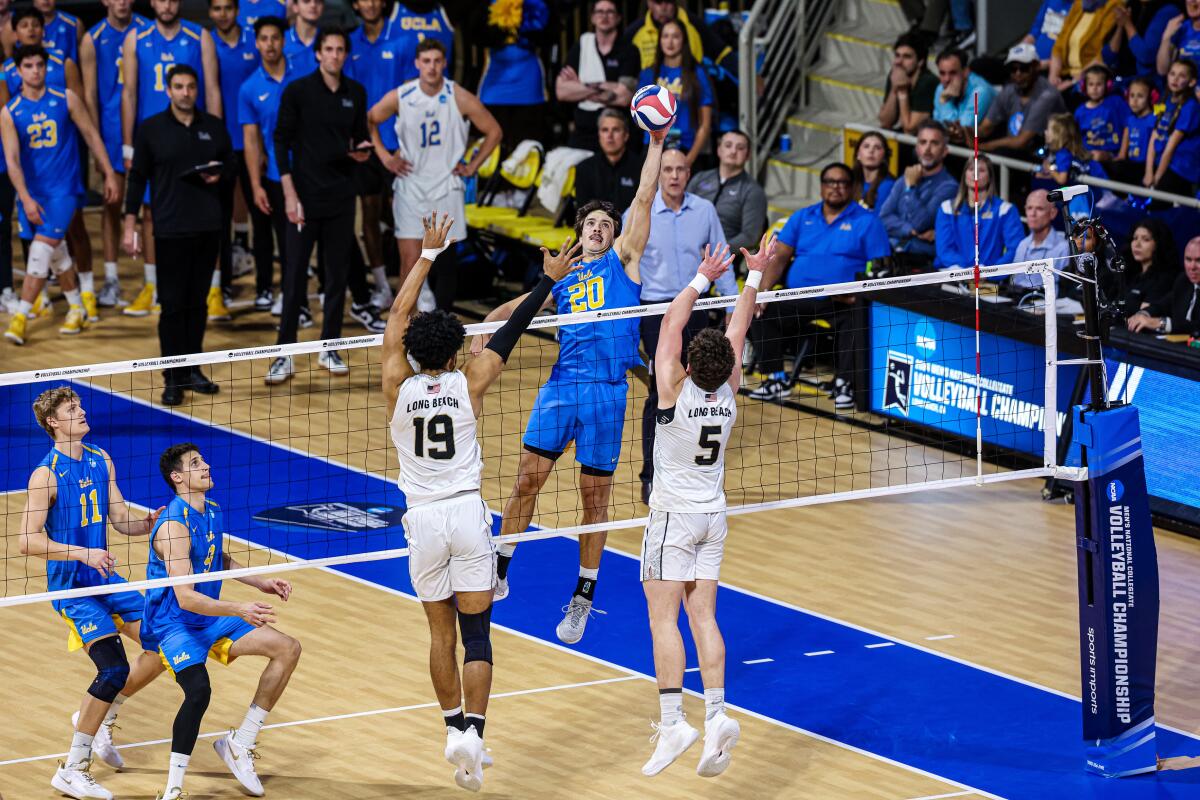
[86,636,130,703]
[175,663,212,710]
[458,607,493,665]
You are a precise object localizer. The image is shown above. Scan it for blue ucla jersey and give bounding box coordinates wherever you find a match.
[8,88,80,197]
[42,10,81,64]
[40,444,111,592]
[550,248,642,383]
[145,495,226,630]
[239,0,288,30]
[3,50,69,95]
[1125,111,1157,163]
[1075,95,1127,154]
[284,27,317,77]
[385,2,455,83]
[214,30,259,149]
[347,27,403,150]
[135,21,206,122]
[238,63,293,181]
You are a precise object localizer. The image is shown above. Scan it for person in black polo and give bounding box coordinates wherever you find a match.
[267,26,372,385]
[123,63,231,407]
[573,109,640,212]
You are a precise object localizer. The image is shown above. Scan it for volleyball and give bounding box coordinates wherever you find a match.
[630,84,677,132]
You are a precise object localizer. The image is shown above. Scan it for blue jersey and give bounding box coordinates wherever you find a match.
[1152,95,1200,182]
[478,0,550,107]
[1075,95,1127,154]
[42,10,81,64]
[238,62,293,181]
[239,0,288,30]
[1125,111,1157,163]
[347,26,403,150]
[135,21,207,123]
[145,495,227,630]
[214,29,259,149]
[1173,21,1200,67]
[8,87,81,198]
[638,64,714,151]
[3,50,69,96]
[284,27,317,77]
[39,444,111,592]
[385,2,455,82]
[549,247,642,383]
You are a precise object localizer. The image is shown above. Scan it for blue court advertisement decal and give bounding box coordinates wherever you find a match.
[252,502,405,532]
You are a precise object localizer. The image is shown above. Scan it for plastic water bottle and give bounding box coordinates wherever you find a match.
[779,133,792,153]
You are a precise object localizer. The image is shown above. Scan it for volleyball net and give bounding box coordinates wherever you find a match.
[0,256,1084,606]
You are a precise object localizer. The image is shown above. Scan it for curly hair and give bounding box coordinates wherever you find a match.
[686,328,735,392]
[574,199,622,241]
[32,386,79,437]
[404,310,466,371]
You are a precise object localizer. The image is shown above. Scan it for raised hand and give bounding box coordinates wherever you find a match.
[697,242,734,283]
[740,231,777,275]
[540,236,584,282]
[421,212,455,256]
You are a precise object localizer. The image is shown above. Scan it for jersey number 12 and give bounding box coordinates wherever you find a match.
[419,120,441,148]
[412,414,455,459]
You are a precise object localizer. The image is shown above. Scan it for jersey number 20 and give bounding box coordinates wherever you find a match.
[567,276,604,312]
[412,414,455,459]
[695,425,721,466]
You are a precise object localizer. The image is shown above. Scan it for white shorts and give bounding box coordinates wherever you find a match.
[403,492,495,602]
[640,509,728,582]
[393,185,467,240]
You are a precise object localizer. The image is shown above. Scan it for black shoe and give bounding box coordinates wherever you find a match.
[188,368,220,395]
[161,384,184,406]
[641,480,652,505]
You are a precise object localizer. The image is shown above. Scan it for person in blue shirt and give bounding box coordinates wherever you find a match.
[932,47,997,144]
[935,156,1025,270]
[121,0,222,318]
[851,130,895,212]
[482,132,668,644]
[80,0,152,310]
[33,0,80,63]
[284,0,322,78]
[1036,112,1111,217]
[1145,57,1200,195]
[1011,189,1072,290]
[1075,64,1126,160]
[238,0,287,30]
[1106,0,1177,80]
[638,18,713,167]
[1,8,77,98]
[241,15,296,313]
[209,0,269,315]
[16,386,167,798]
[1024,0,1074,67]
[879,119,958,266]
[144,443,300,800]
[1117,76,1158,165]
[474,0,552,152]
[385,0,455,80]
[1158,3,1200,78]
[748,162,892,410]
[3,45,120,347]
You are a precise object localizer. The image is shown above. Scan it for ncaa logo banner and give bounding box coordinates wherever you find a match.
[1071,404,1160,777]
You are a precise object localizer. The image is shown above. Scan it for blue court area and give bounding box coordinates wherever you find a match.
[3,381,1199,799]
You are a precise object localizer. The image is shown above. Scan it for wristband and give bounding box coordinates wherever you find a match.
[421,245,449,262]
[688,274,711,295]
[122,145,134,162]
[745,271,763,290]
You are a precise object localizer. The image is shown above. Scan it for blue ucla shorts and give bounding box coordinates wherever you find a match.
[155,616,254,673]
[100,118,124,176]
[18,192,78,241]
[52,579,145,651]
[522,378,628,473]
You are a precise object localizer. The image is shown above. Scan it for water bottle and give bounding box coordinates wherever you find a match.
[779,133,792,153]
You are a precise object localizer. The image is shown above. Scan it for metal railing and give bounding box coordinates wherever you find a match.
[739,0,809,176]
[845,122,1200,209]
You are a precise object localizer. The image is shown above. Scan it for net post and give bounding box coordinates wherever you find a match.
[1040,259,1059,471]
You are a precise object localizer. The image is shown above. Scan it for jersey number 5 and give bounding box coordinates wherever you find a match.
[695,425,721,466]
[412,414,455,459]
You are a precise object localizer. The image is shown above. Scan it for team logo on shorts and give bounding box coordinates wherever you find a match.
[172,651,191,666]
[253,501,405,532]
[883,351,913,416]
[79,621,98,636]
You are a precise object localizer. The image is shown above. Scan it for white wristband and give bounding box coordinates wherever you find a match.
[421,246,448,262]
[688,274,711,295]
[745,271,763,290]
[122,145,134,162]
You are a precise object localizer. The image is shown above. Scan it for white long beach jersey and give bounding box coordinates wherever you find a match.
[390,370,481,506]
[393,78,469,199]
[649,379,737,513]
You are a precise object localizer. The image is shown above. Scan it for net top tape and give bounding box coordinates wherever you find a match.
[0,257,1067,387]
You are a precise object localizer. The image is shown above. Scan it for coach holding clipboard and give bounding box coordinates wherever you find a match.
[123,63,231,408]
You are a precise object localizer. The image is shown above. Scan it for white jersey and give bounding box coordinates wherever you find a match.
[390,370,481,506]
[649,379,737,513]
[393,78,469,200]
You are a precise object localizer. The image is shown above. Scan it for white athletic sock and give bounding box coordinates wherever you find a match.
[166,752,189,793]
[704,688,725,721]
[78,271,94,293]
[104,261,119,282]
[64,289,82,307]
[579,566,599,581]
[104,694,127,725]
[16,299,32,316]
[144,263,156,285]
[67,730,93,767]
[659,690,683,726]
[210,270,221,289]
[497,543,516,558]
[371,266,388,288]
[233,222,250,234]
[232,703,269,749]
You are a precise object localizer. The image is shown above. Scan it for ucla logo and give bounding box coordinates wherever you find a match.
[172,651,191,665]
[78,477,93,489]
[400,18,442,32]
[1107,480,1125,502]
[79,621,98,635]
[32,112,46,122]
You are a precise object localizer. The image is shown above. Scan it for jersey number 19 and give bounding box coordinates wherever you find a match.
[412,414,455,459]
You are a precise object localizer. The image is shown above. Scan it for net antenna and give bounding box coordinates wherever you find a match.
[972,91,982,484]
